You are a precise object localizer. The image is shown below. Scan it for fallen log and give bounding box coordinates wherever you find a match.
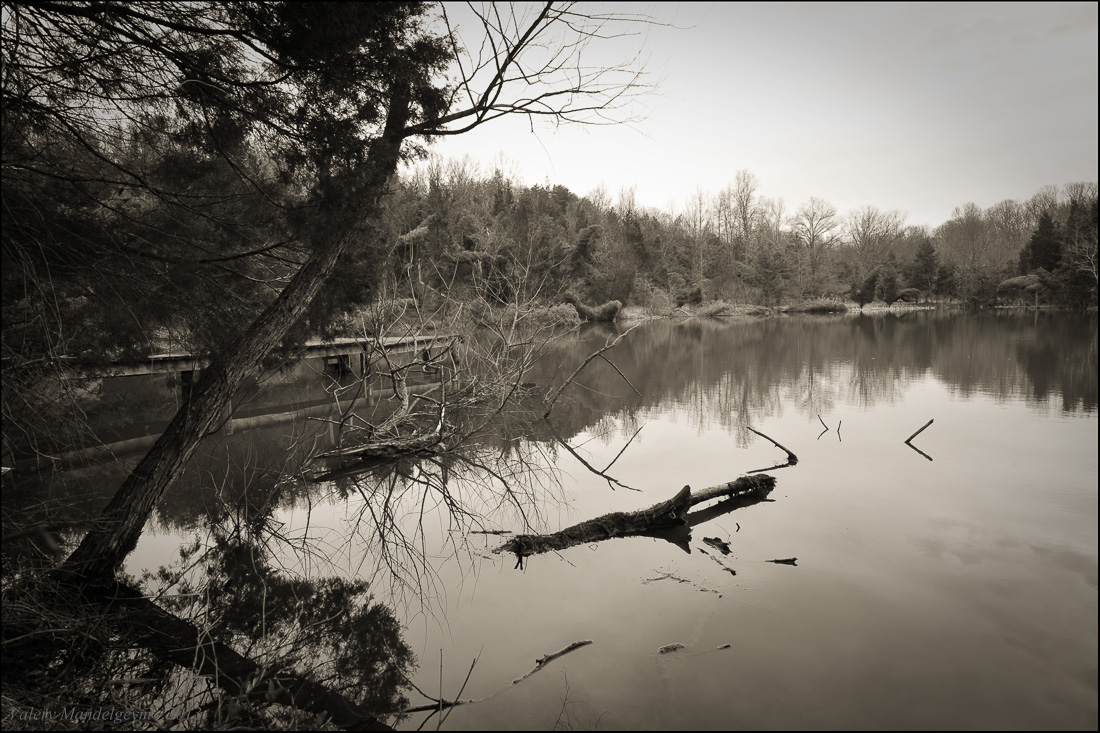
[313,432,441,461]
[495,474,775,559]
[310,433,446,483]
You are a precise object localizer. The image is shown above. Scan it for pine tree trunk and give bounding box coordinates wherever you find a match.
[61,88,412,580]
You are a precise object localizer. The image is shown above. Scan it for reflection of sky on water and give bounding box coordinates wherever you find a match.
[11,311,1096,729]
[397,313,1097,731]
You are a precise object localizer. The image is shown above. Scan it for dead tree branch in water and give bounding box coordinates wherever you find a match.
[597,354,643,398]
[495,474,776,560]
[601,424,644,474]
[746,427,798,465]
[904,418,934,461]
[744,427,798,473]
[905,419,934,444]
[551,433,641,492]
[539,324,643,490]
[543,324,641,419]
[402,641,593,721]
[542,419,641,492]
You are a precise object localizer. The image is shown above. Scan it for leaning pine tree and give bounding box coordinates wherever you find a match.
[1,1,651,579]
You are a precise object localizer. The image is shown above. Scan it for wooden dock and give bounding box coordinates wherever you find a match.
[58,334,459,379]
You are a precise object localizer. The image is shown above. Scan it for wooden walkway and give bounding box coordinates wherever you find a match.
[59,334,459,379]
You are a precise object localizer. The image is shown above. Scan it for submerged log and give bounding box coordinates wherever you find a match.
[314,432,442,461]
[496,474,775,559]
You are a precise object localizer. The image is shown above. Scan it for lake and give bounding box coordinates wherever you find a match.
[12,310,1098,730]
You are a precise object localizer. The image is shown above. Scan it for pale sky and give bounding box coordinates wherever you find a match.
[428,2,1098,229]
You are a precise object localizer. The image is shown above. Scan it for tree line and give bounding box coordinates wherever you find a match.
[376,161,1098,315]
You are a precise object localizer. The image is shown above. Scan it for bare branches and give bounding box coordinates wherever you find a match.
[544,323,641,418]
[544,423,640,492]
[406,2,654,137]
[748,422,800,462]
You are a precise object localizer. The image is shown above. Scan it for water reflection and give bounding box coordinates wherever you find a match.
[4,310,1096,730]
[536,312,1097,447]
[8,311,1095,556]
[159,523,414,724]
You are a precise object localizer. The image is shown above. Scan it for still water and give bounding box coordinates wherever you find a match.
[25,311,1100,729]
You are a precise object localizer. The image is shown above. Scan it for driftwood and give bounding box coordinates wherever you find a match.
[514,640,593,684]
[496,474,775,559]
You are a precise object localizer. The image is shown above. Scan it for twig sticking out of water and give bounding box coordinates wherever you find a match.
[544,324,640,419]
[404,642,593,722]
[748,422,800,462]
[767,557,798,565]
[904,419,934,460]
[818,414,829,430]
[905,419,934,444]
[513,641,594,684]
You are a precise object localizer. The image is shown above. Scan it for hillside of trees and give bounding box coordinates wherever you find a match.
[372,160,1098,318]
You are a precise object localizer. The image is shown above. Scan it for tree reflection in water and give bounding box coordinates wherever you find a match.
[4,310,1095,728]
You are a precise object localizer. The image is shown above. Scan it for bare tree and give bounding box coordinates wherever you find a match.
[759,197,788,249]
[846,205,905,280]
[1061,184,1099,286]
[1026,184,1061,221]
[616,184,638,219]
[937,202,1008,301]
[985,198,1030,266]
[792,197,840,296]
[732,169,760,261]
[407,3,650,137]
[683,186,713,281]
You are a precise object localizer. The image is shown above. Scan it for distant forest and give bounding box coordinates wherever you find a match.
[379,159,1098,314]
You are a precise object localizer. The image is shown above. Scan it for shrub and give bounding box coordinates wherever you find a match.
[674,285,704,308]
[694,300,733,317]
[564,294,622,322]
[896,288,922,303]
[788,299,848,314]
[527,303,582,329]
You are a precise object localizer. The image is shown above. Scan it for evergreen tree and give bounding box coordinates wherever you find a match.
[904,239,938,299]
[935,262,957,298]
[875,268,899,305]
[1026,212,1062,272]
[851,271,878,310]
